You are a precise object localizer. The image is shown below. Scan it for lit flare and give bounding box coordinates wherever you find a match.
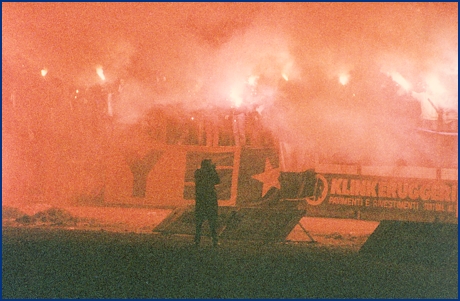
[339,73,349,85]
[389,71,411,92]
[96,66,106,81]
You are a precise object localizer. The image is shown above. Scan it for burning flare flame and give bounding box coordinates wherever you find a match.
[339,73,349,85]
[96,66,106,81]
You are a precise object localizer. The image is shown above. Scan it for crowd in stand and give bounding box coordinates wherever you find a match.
[135,103,275,148]
[3,65,276,149]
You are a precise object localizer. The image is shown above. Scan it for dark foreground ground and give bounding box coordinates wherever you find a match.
[2,226,457,299]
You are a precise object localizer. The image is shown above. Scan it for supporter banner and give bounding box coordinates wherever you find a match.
[105,146,187,206]
[104,145,457,223]
[183,151,235,201]
[306,173,458,223]
[105,146,239,206]
[236,148,279,205]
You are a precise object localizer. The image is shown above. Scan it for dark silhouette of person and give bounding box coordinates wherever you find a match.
[194,159,220,247]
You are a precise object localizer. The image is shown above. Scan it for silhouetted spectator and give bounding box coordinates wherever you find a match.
[194,159,220,247]
[232,108,246,146]
[204,107,220,147]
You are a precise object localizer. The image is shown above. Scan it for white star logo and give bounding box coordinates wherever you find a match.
[251,158,281,196]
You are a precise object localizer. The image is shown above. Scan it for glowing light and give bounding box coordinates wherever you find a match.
[96,66,106,81]
[282,73,289,81]
[229,88,243,108]
[339,73,349,85]
[41,68,48,77]
[389,71,412,92]
[425,74,445,95]
[248,75,259,86]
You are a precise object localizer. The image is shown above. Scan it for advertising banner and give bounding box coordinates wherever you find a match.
[306,173,458,223]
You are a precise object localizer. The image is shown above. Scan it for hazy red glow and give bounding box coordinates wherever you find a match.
[2,3,458,206]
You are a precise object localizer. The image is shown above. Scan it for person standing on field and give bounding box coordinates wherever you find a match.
[194,159,220,247]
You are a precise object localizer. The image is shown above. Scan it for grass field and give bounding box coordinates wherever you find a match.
[2,223,457,299]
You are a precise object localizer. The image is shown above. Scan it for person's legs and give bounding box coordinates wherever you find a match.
[195,216,204,246]
[209,215,218,247]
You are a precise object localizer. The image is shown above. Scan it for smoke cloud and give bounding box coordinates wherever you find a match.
[3,3,458,177]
